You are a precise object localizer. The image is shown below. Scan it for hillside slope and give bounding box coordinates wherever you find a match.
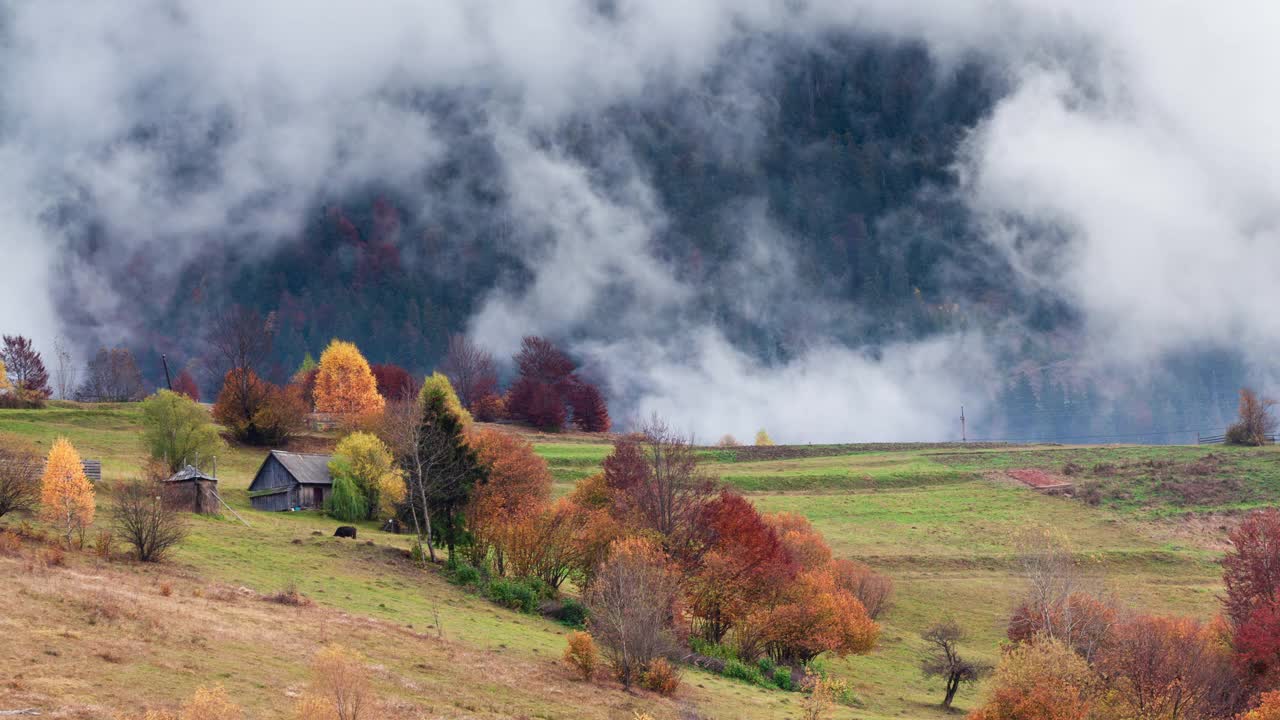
[2,404,1273,718]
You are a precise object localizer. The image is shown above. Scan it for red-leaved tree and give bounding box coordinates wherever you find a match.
[2,335,51,400]
[1225,509,1280,682]
[173,369,200,402]
[371,363,418,401]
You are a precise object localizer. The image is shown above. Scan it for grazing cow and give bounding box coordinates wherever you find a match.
[334,526,357,539]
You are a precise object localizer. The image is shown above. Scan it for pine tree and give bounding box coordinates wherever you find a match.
[41,437,95,545]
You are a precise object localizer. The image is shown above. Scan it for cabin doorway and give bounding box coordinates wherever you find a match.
[311,486,324,507]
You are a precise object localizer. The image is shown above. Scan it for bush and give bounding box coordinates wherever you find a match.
[756,656,776,676]
[488,578,540,614]
[449,562,483,587]
[180,684,244,720]
[724,658,766,686]
[773,667,794,691]
[639,658,681,696]
[563,631,598,681]
[0,529,21,556]
[114,479,189,562]
[306,644,372,720]
[0,444,40,519]
[554,596,589,628]
[91,529,114,559]
[41,546,65,567]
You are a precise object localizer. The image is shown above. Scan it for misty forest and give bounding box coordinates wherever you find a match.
[5,3,1280,720]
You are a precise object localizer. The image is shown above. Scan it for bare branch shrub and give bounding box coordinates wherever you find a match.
[113,479,189,562]
[0,444,40,518]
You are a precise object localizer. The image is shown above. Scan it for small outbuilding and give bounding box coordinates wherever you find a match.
[163,465,220,515]
[247,450,333,512]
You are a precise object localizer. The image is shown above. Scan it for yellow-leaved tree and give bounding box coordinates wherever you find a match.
[330,431,405,518]
[314,340,385,417]
[421,372,472,428]
[0,358,10,393]
[755,428,774,446]
[41,437,95,544]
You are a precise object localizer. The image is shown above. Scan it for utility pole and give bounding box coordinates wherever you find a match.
[161,353,173,391]
[961,405,967,443]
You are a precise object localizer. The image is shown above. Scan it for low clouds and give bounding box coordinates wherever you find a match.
[3,1,1279,438]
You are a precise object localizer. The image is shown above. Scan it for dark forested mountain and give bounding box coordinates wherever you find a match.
[49,32,1244,442]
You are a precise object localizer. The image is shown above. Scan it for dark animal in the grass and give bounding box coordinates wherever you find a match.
[382,517,402,534]
[334,526,357,539]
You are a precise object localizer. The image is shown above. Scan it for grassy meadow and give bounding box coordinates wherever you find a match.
[1,405,1277,718]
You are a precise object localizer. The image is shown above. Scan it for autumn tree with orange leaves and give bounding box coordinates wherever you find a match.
[41,437,95,545]
[314,340,385,417]
[465,428,554,571]
[967,638,1097,720]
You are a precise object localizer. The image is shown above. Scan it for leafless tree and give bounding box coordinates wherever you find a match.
[76,347,147,402]
[1011,527,1114,662]
[585,538,681,687]
[920,620,989,709]
[208,306,277,421]
[113,479,190,562]
[440,334,497,410]
[52,336,77,400]
[0,444,41,518]
[605,415,718,560]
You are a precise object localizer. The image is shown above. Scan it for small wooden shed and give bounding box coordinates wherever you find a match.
[163,465,219,515]
[247,450,333,512]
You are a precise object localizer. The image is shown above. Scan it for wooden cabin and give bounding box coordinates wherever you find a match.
[247,450,333,512]
[163,465,219,514]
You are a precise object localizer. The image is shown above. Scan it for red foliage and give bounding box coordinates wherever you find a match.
[1224,509,1280,631]
[370,363,418,400]
[173,369,200,402]
[505,336,611,433]
[515,336,575,383]
[571,381,611,432]
[293,367,318,408]
[472,392,506,422]
[212,369,305,445]
[688,491,796,642]
[1,335,51,398]
[507,376,567,431]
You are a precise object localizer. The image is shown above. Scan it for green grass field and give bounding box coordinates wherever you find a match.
[1,405,1276,718]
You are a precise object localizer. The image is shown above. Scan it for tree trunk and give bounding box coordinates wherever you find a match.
[942,674,959,709]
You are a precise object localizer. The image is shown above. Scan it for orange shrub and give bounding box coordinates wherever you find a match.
[967,638,1096,720]
[0,529,21,556]
[639,657,681,696]
[563,631,598,681]
[179,685,243,720]
[1242,691,1280,720]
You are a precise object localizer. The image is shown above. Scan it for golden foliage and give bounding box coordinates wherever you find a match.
[307,644,372,720]
[330,432,404,517]
[563,631,598,681]
[421,371,472,427]
[314,340,385,417]
[41,436,95,544]
[1242,692,1280,720]
[754,428,774,446]
[968,638,1097,720]
[179,685,243,720]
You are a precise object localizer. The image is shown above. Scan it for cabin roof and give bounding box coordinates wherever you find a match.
[268,450,332,486]
[165,464,217,483]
